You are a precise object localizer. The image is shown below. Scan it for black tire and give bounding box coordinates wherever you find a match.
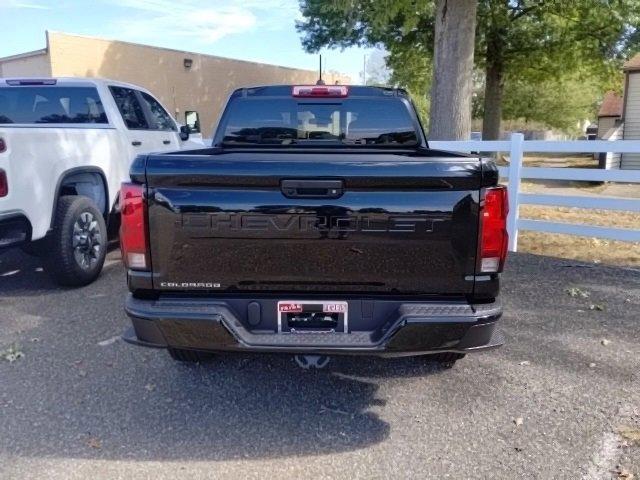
[45,196,107,287]
[107,211,121,240]
[423,353,466,369]
[168,348,214,363]
[20,238,48,257]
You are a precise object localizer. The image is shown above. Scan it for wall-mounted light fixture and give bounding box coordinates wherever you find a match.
[183,58,193,70]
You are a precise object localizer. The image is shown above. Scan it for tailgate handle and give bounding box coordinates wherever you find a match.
[281,179,344,199]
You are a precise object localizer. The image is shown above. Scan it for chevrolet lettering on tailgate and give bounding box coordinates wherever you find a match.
[181,213,448,236]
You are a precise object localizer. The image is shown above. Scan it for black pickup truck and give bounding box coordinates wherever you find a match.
[121,84,508,368]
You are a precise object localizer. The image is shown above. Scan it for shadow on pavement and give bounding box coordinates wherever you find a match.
[0,246,448,461]
[0,244,121,296]
[1,344,416,461]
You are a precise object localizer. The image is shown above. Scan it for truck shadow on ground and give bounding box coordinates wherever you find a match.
[0,243,121,296]
[2,347,430,461]
[0,244,446,461]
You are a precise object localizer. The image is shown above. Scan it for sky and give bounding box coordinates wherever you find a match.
[0,0,374,82]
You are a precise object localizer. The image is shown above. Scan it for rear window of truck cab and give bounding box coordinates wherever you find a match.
[218,97,419,147]
[0,86,107,125]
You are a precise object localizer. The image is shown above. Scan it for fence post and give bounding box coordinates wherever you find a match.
[507,133,524,251]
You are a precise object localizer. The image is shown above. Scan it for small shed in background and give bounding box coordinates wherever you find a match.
[594,91,623,169]
[596,91,622,139]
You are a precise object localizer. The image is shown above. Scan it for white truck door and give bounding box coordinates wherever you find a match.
[137,90,183,151]
[108,86,178,156]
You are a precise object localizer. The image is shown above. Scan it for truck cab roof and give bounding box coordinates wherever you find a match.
[0,77,156,96]
[231,84,410,98]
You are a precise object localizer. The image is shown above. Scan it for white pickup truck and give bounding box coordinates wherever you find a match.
[0,77,203,286]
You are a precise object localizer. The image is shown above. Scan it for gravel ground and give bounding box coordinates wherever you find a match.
[0,248,638,479]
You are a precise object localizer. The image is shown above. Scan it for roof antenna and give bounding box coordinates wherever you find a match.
[316,54,326,85]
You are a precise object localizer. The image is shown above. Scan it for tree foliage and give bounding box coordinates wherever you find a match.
[501,70,605,134]
[296,0,640,137]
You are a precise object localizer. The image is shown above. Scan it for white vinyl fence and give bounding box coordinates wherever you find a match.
[431,133,640,251]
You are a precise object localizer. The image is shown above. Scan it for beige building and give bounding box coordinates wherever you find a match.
[0,31,350,136]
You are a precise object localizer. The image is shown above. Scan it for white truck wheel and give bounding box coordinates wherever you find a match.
[45,196,107,287]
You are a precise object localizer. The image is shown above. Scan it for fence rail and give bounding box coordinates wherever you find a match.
[431,134,640,250]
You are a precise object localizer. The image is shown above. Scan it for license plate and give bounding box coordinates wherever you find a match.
[277,301,348,333]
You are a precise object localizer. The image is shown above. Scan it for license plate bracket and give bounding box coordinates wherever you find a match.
[277,301,348,334]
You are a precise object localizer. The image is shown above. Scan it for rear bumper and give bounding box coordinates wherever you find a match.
[0,212,31,248]
[123,295,503,357]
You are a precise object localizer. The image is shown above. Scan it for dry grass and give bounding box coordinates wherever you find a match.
[520,205,639,229]
[522,155,598,168]
[493,153,640,267]
[518,205,640,267]
[495,154,596,168]
[520,180,613,195]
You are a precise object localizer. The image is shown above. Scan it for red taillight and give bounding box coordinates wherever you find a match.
[0,138,6,153]
[292,85,349,98]
[479,186,509,273]
[120,182,149,270]
[0,169,7,197]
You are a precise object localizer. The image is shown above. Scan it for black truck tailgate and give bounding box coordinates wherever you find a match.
[143,150,488,296]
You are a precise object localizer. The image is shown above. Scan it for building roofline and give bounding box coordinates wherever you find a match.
[598,90,623,118]
[0,48,47,63]
[45,30,341,77]
[623,53,640,72]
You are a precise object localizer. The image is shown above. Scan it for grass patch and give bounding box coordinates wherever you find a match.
[495,155,640,267]
[517,205,640,267]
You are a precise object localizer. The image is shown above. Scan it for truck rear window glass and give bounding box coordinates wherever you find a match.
[218,98,419,146]
[0,87,108,124]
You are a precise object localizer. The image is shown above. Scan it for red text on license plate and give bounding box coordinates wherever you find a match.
[278,303,302,313]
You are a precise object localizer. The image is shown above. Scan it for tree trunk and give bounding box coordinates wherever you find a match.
[482,29,505,140]
[428,0,478,140]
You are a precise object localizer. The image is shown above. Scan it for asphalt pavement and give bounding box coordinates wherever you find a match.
[0,247,638,479]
